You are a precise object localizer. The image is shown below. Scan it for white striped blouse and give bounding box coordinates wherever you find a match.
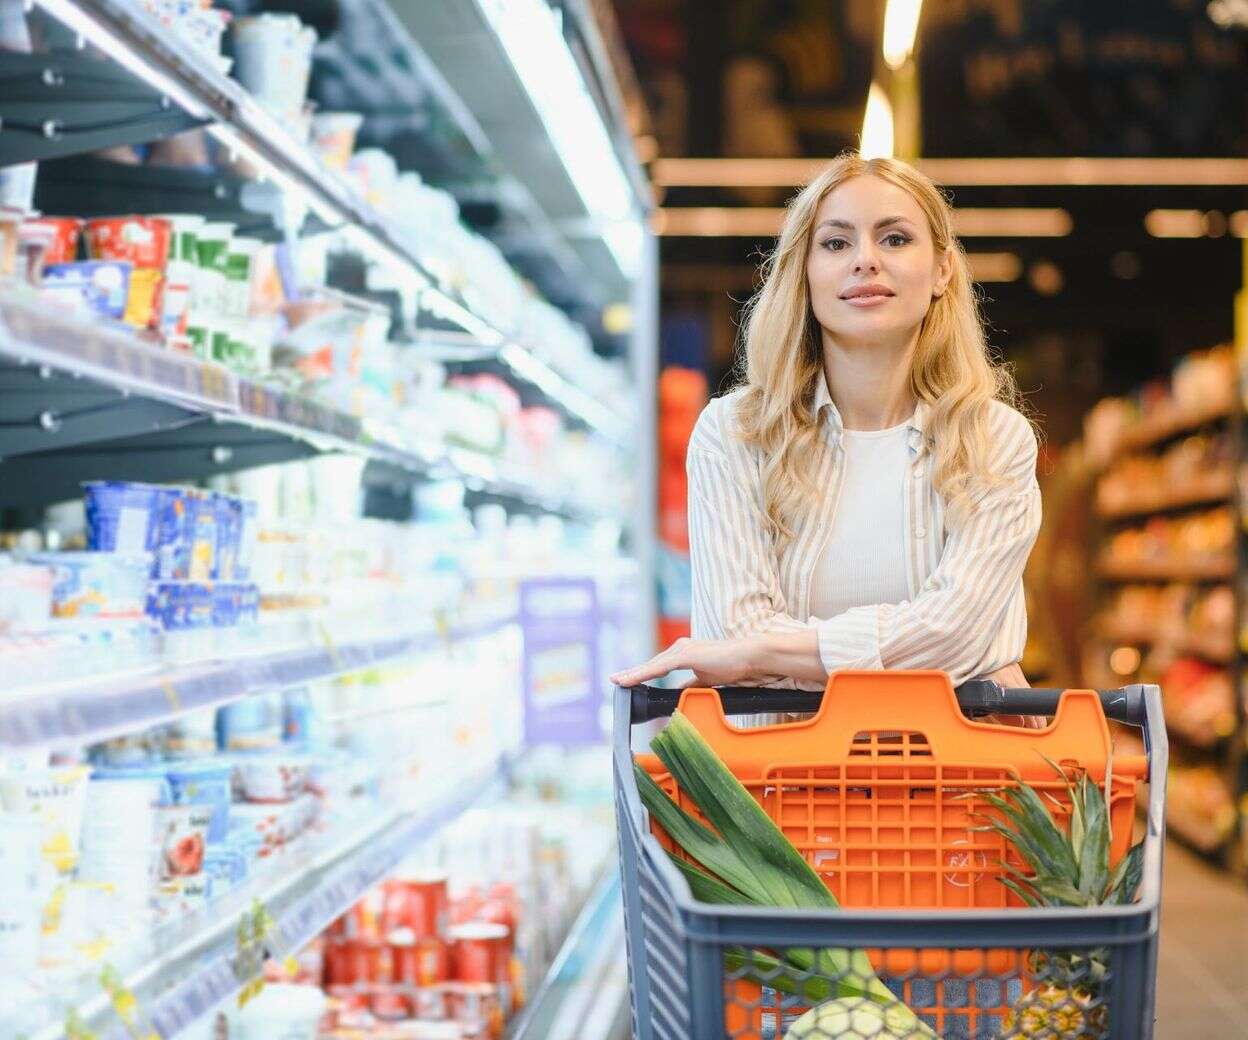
[687,376,1041,692]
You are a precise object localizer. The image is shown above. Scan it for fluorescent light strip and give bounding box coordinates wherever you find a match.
[652,156,1248,188]
[1144,208,1248,238]
[498,342,626,439]
[882,0,924,70]
[654,206,1072,238]
[480,0,640,277]
[860,83,895,160]
[966,252,1022,282]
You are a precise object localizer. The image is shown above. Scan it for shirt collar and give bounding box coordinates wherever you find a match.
[813,372,929,455]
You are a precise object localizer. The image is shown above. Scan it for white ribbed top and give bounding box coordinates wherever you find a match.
[808,419,912,620]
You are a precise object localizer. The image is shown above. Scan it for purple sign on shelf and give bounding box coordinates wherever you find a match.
[519,576,603,746]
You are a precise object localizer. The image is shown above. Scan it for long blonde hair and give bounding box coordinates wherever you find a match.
[734,152,1024,543]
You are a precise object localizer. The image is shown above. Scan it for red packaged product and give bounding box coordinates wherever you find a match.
[84,216,171,329]
[392,936,450,986]
[383,872,449,939]
[22,216,82,264]
[444,982,504,1040]
[411,985,447,1019]
[450,923,508,985]
[371,987,411,1021]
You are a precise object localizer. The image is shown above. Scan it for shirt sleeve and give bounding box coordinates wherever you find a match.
[811,407,1041,686]
[686,399,810,640]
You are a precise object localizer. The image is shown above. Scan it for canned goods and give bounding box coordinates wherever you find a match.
[444,981,504,1040]
[383,872,449,940]
[392,936,449,987]
[370,987,410,1021]
[450,923,511,1017]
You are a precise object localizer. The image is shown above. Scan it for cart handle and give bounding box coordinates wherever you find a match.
[626,679,1147,727]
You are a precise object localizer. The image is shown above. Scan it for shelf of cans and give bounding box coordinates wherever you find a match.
[173,750,619,1040]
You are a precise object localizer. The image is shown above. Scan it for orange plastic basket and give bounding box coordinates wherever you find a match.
[635,671,1147,1039]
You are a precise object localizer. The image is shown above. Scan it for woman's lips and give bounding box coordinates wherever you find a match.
[841,293,893,307]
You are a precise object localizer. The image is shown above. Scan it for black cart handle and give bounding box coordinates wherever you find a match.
[626,680,1147,728]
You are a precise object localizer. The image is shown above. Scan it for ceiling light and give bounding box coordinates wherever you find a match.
[1144,209,1207,237]
[965,252,1022,282]
[954,208,1072,237]
[479,0,641,278]
[882,0,924,70]
[650,156,1248,189]
[860,82,894,160]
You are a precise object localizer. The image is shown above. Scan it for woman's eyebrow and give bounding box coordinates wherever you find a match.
[815,216,912,232]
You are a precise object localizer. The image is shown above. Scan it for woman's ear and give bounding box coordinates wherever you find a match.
[932,246,954,299]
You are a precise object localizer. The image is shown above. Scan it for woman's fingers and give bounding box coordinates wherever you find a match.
[610,642,687,687]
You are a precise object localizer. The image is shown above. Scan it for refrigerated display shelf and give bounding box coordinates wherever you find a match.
[0,293,608,520]
[1096,468,1234,520]
[1095,555,1235,583]
[505,868,626,1040]
[27,755,513,1040]
[0,611,517,751]
[25,0,631,440]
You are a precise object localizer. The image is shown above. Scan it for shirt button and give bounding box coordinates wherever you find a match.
[916,526,926,538]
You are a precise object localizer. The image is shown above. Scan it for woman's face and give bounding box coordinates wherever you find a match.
[806,174,952,348]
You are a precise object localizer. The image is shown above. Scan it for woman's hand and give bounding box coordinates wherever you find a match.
[982,661,1046,729]
[610,636,769,689]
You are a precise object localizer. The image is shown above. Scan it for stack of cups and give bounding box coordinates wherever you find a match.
[78,778,164,922]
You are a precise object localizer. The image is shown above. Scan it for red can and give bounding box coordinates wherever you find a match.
[392,936,450,987]
[411,985,447,1020]
[326,939,387,986]
[384,872,449,940]
[450,923,508,985]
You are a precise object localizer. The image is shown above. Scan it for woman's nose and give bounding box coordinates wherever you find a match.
[852,248,879,274]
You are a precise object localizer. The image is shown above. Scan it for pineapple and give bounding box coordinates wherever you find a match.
[975,759,1144,1040]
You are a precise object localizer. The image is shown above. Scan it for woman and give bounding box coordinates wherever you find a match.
[611,154,1041,706]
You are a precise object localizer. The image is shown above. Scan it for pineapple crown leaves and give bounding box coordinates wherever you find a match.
[972,756,1145,908]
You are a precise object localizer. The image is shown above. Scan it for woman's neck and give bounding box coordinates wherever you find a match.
[821,331,917,432]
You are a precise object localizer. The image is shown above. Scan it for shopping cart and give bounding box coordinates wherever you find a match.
[613,672,1166,1040]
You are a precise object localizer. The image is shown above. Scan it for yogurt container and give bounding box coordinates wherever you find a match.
[310,112,363,171]
[234,983,326,1040]
[84,480,161,561]
[165,758,232,844]
[84,216,171,330]
[26,551,149,619]
[213,493,242,580]
[21,216,82,264]
[233,753,308,803]
[190,221,234,320]
[0,561,53,635]
[219,693,283,752]
[0,766,90,878]
[155,801,210,878]
[41,260,131,320]
[232,14,317,123]
[150,214,203,339]
[186,490,218,581]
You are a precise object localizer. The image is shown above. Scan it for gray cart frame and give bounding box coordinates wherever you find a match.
[613,681,1166,1040]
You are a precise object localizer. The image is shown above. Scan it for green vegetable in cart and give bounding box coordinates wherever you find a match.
[977,756,1145,1040]
[634,710,936,1038]
[784,997,937,1039]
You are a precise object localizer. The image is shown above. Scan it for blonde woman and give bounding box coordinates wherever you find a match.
[611,154,1041,711]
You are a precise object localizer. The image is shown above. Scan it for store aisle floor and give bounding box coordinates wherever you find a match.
[1156,839,1248,1037]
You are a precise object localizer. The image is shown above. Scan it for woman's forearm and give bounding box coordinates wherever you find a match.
[748,629,827,685]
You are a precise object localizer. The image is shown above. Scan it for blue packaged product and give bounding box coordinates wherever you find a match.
[282,687,312,747]
[213,495,243,581]
[164,758,232,844]
[234,499,258,581]
[147,581,188,630]
[83,482,161,567]
[27,551,149,619]
[217,692,283,752]
[42,260,131,320]
[186,583,212,629]
[186,491,217,582]
[154,486,193,580]
[240,583,260,624]
[211,582,240,628]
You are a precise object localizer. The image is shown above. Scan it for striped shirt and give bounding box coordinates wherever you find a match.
[687,376,1041,692]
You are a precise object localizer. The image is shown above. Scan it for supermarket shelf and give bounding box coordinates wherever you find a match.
[505,868,626,1040]
[0,611,517,751]
[1166,805,1236,858]
[31,755,514,1040]
[0,293,608,521]
[1113,398,1233,456]
[1164,709,1233,753]
[1092,619,1234,664]
[1096,468,1234,520]
[1095,555,1235,583]
[28,0,634,426]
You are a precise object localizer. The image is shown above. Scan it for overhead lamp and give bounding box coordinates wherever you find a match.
[965,252,1022,282]
[479,0,641,279]
[650,156,1248,189]
[954,208,1072,237]
[882,0,924,70]
[1144,209,1209,238]
[860,82,894,160]
[654,206,1070,238]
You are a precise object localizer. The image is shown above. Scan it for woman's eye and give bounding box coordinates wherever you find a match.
[884,232,910,246]
[822,238,848,251]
